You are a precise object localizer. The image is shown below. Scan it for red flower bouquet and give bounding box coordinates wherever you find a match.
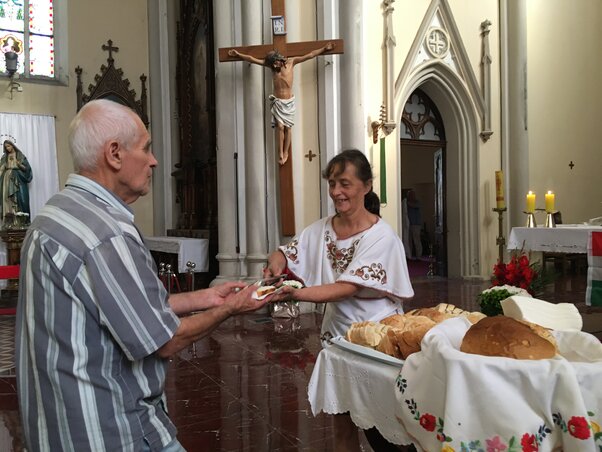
[479,251,551,316]
[493,253,538,293]
[492,251,550,296]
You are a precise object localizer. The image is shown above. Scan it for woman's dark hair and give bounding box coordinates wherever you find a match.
[322,149,381,216]
[364,191,380,216]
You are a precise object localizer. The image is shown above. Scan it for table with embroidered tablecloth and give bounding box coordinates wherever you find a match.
[308,317,602,451]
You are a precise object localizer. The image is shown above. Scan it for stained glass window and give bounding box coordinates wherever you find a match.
[0,0,55,78]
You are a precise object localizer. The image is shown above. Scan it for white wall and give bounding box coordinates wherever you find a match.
[527,0,602,225]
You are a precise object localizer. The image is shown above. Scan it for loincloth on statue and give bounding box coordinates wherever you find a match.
[269,95,295,129]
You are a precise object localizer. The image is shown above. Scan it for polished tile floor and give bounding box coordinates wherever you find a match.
[0,269,596,451]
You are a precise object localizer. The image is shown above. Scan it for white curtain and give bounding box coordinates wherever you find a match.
[0,112,59,265]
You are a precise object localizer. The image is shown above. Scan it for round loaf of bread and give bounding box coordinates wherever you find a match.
[460,316,557,360]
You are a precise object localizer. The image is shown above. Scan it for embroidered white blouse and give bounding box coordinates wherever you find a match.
[280,216,414,338]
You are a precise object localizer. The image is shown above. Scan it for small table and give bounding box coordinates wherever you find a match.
[145,236,209,273]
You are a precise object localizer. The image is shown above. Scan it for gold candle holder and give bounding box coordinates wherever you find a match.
[545,211,557,228]
[524,211,537,228]
[493,207,507,263]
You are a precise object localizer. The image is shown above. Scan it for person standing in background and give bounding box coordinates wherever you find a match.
[407,189,422,260]
[401,189,411,259]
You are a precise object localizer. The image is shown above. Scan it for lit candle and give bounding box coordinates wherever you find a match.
[526,191,536,213]
[495,170,505,209]
[545,191,555,213]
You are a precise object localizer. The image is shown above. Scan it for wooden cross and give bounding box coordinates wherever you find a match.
[218,0,343,236]
[102,39,119,63]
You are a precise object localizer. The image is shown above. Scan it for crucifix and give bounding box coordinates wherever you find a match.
[219,0,343,236]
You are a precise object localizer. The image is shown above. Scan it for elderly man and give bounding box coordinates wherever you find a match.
[16,99,286,451]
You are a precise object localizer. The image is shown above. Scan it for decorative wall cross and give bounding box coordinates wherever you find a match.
[102,39,119,63]
[304,149,317,162]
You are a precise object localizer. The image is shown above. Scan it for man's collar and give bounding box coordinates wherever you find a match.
[65,174,134,219]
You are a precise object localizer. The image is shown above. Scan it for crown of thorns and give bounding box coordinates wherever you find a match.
[266,50,286,66]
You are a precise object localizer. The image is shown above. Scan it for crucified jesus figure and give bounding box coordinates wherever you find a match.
[229,42,335,165]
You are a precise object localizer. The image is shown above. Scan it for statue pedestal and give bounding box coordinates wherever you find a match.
[0,227,26,308]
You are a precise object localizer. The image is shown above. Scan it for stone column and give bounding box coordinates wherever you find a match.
[213,1,243,281]
[338,0,364,150]
[242,0,269,280]
[502,0,529,228]
[316,0,340,216]
[147,0,178,234]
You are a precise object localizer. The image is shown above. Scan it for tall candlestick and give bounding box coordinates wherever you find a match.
[526,191,536,213]
[495,170,505,209]
[545,191,555,213]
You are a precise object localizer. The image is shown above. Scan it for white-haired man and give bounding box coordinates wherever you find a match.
[16,99,287,451]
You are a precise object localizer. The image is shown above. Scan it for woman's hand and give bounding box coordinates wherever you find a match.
[268,284,296,303]
[263,250,287,278]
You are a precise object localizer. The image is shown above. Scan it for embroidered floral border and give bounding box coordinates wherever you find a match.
[349,262,387,284]
[324,230,359,273]
[395,375,602,451]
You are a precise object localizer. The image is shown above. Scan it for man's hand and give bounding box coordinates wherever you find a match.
[325,42,335,51]
[200,281,246,309]
[225,284,270,314]
[228,49,240,57]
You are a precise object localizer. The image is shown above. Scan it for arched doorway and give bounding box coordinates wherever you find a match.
[395,63,481,278]
[400,88,447,276]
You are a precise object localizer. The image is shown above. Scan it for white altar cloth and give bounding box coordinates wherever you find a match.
[309,318,602,451]
[145,236,209,273]
[508,224,602,254]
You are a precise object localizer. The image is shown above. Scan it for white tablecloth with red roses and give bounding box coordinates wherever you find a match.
[308,317,602,451]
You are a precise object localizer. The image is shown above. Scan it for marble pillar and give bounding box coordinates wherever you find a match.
[502,0,529,228]
[213,0,244,281]
[338,0,365,151]
[242,0,269,280]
